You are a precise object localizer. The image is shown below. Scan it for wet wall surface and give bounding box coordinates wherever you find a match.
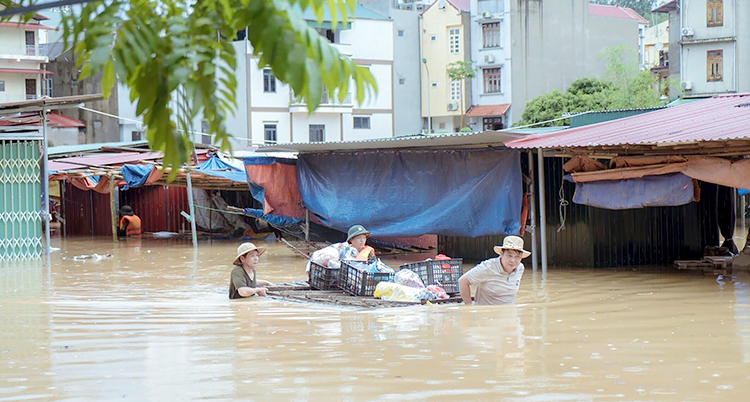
[1,238,749,401]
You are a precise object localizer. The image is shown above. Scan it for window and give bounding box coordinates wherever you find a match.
[430,34,437,42]
[449,28,460,54]
[450,80,460,101]
[707,50,723,81]
[483,67,501,93]
[431,82,438,88]
[264,124,277,144]
[398,78,405,85]
[309,124,325,142]
[45,77,52,97]
[201,120,211,145]
[263,69,276,93]
[707,0,723,27]
[353,116,370,129]
[131,131,142,141]
[317,28,338,43]
[398,30,405,37]
[483,117,504,131]
[0,81,5,92]
[482,22,500,48]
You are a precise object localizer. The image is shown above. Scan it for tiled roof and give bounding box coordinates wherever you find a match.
[465,104,511,117]
[588,4,649,24]
[505,94,750,149]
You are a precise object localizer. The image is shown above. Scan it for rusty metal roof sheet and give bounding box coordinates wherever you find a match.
[505,93,750,149]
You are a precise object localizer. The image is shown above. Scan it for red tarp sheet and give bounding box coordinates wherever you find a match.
[245,163,305,219]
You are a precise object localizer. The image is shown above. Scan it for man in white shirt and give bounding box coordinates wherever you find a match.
[458,235,530,305]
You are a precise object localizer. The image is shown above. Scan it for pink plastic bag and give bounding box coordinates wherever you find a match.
[426,285,448,299]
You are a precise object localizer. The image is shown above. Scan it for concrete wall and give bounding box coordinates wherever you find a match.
[49,50,120,144]
[392,9,423,136]
[677,0,749,96]
[47,127,81,147]
[469,0,511,131]
[508,0,640,124]
[420,2,470,131]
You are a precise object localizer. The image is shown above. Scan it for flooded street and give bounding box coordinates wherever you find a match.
[1,238,749,401]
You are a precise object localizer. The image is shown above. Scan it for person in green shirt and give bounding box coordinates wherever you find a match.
[229,242,274,299]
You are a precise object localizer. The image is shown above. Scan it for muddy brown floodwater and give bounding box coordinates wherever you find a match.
[1,238,749,401]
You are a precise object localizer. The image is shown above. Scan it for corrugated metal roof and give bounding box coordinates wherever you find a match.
[505,93,750,149]
[259,131,524,153]
[49,140,150,155]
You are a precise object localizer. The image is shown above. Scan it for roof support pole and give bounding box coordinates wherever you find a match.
[186,171,198,248]
[537,148,548,278]
[109,174,117,243]
[42,108,51,261]
[305,208,310,241]
[527,150,539,274]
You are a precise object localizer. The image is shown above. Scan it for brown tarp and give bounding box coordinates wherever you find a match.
[245,163,305,219]
[563,155,607,173]
[610,155,687,168]
[570,156,750,189]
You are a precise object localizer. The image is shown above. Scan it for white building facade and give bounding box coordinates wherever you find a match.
[0,8,52,102]
[118,6,394,146]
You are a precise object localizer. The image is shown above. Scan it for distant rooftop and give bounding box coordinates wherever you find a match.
[589,4,649,24]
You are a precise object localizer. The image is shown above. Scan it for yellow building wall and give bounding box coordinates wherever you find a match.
[420,4,469,121]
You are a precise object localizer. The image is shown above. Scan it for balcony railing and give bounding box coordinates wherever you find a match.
[0,44,50,57]
[0,94,39,103]
[290,91,352,106]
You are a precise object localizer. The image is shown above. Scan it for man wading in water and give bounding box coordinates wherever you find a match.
[229,242,274,299]
[458,235,530,305]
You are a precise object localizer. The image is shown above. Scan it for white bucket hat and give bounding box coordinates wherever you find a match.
[233,242,266,266]
[493,235,531,259]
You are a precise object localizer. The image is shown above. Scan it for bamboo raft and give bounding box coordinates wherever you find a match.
[267,281,462,308]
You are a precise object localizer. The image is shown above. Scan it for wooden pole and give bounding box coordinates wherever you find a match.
[109,174,117,243]
[527,150,539,274]
[305,209,310,241]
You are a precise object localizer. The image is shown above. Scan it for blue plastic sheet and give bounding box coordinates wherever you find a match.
[297,148,522,237]
[242,208,303,227]
[740,189,750,196]
[196,157,248,183]
[572,173,696,209]
[120,164,154,190]
[242,156,297,166]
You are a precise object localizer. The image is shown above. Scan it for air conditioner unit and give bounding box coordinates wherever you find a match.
[481,11,491,19]
[681,80,692,90]
[681,27,694,37]
[447,102,458,111]
[484,54,495,63]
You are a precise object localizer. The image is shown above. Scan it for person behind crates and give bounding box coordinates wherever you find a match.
[229,242,275,299]
[458,235,530,305]
[116,205,142,237]
[347,224,376,262]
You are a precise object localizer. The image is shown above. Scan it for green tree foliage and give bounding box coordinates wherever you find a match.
[446,60,475,129]
[517,45,665,127]
[6,0,376,176]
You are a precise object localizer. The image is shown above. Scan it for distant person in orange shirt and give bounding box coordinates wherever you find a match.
[117,205,142,237]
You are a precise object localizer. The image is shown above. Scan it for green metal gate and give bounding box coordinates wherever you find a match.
[0,140,42,260]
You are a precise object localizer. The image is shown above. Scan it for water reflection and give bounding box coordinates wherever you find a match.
[0,238,749,401]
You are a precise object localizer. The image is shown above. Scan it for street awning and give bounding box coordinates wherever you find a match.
[0,68,53,75]
[465,104,511,117]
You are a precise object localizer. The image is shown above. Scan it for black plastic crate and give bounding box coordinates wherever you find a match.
[339,260,395,297]
[400,258,463,293]
[308,261,340,290]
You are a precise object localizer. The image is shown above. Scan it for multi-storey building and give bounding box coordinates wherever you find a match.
[116,5,395,146]
[419,0,471,133]
[466,0,647,129]
[0,7,53,102]
[654,0,749,97]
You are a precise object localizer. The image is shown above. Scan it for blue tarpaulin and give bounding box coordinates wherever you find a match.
[120,164,153,189]
[296,148,522,237]
[242,208,303,227]
[242,156,297,166]
[571,173,696,209]
[740,189,750,196]
[196,157,248,182]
